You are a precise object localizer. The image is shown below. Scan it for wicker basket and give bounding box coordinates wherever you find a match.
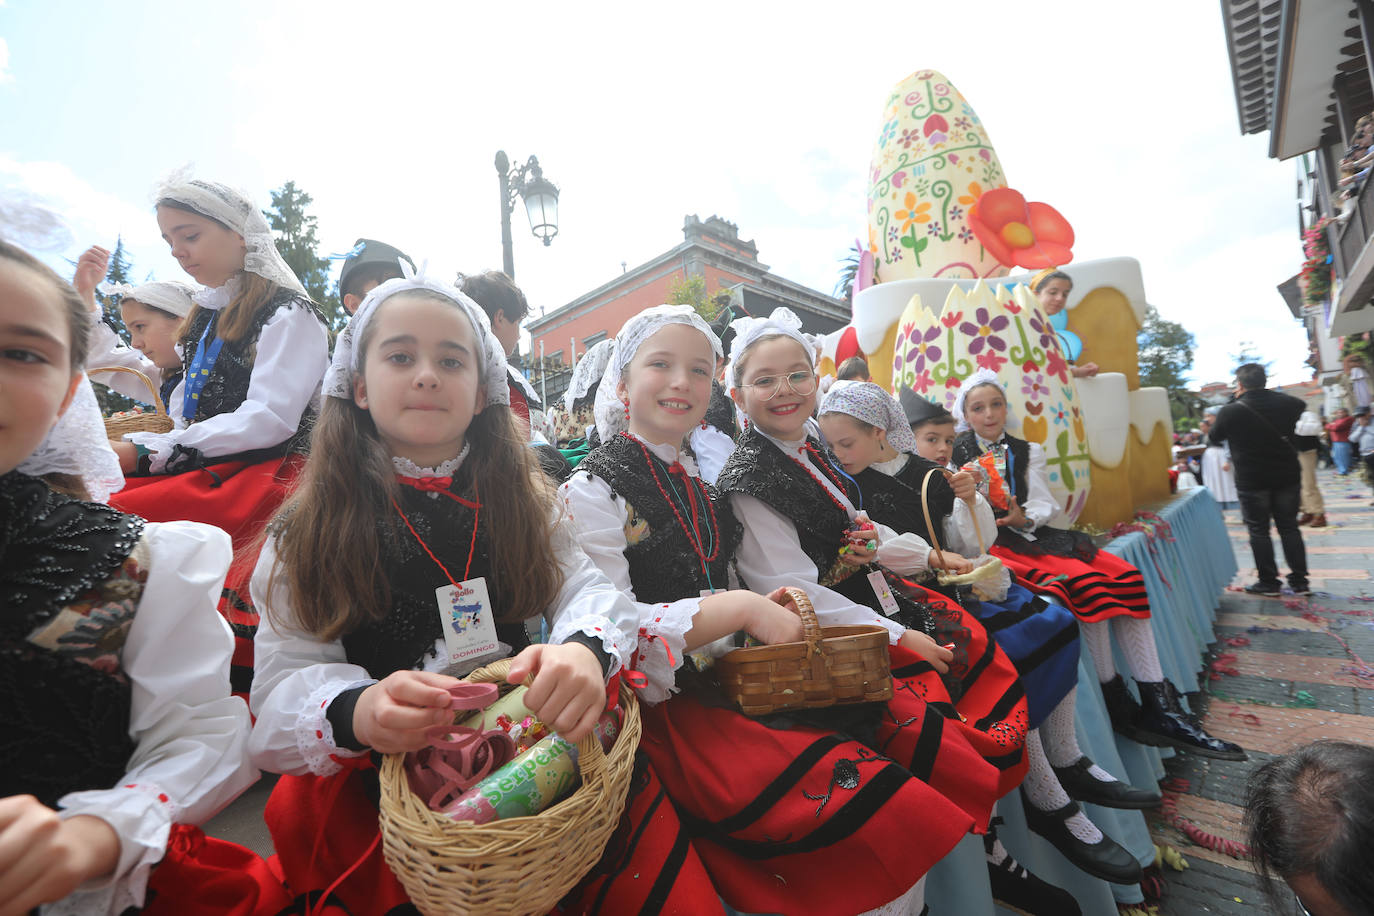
[92,366,175,437]
[715,586,893,716]
[378,657,641,916]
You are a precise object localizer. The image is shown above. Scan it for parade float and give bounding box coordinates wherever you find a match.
[818,69,1173,530]
[829,70,1236,914]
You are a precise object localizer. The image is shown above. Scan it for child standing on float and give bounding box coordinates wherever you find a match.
[562,305,988,916]
[247,268,719,913]
[948,370,1246,760]
[0,241,289,916]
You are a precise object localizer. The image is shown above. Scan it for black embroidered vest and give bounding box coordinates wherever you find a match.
[856,455,955,548]
[0,473,145,807]
[716,430,933,632]
[578,434,742,604]
[340,470,531,680]
[175,290,326,467]
[950,431,1097,560]
[703,379,737,439]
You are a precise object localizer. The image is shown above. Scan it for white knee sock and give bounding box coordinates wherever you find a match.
[1040,690,1120,783]
[1080,619,1117,683]
[1024,729,1103,844]
[1113,616,1165,683]
[860,876,926,915]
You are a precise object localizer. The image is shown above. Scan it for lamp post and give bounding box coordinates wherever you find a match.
[495,150,560,280]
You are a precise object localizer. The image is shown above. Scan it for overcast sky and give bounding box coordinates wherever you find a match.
[0,0,1309,386]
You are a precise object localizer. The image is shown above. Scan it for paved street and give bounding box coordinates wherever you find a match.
[1149,466,1374,915]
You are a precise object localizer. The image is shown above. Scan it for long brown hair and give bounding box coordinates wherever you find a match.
[157,201,293,346]
[265,295,563,642]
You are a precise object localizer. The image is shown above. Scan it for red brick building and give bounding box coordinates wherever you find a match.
[527,215,850,382]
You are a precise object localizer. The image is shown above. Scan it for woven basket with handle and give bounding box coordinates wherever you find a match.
[715,586,893,716]
[92,366,175,437]
[378,657,641,916]
[918,467,1008,602]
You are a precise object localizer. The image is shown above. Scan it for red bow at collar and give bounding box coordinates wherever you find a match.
[397,474,453,493]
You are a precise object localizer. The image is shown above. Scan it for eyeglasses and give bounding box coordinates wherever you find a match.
[739,370,817,401]
[1294,893,1312,916]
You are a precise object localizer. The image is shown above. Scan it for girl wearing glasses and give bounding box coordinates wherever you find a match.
[716,308,1035,860]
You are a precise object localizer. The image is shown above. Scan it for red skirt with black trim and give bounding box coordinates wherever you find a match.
[641,641,1024,916]
[139,825,291,916]
[111,457,303,700]
[990,547,1152,623]
[262,756,722,916]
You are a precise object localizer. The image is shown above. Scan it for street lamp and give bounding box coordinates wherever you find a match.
[495,150,560,279]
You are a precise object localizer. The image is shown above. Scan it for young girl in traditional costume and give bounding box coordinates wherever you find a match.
[820,383,1157,896]
[562,305,992,915]
[72,245,197,416]
[248,269,722,914]
[711,308,1034,910]
[0,241,288,916]
[101,176,331,697]
[1029,269,1097,379]
[948,370,1245,761]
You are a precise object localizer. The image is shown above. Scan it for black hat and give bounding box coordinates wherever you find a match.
[898,385,953,427]
[338,238,414,299]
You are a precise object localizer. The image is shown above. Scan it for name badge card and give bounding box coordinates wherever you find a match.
[867,570,902,617]
[438,577,500,665]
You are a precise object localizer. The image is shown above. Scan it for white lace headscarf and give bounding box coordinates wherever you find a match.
[96,280,197,318]
[564,337,616,411]
[951,369,1016,434]
[592,304,722,443]
[322,259,510,406]
[724,307,813,397]
[18,375,124,503]
[820,380,920,455]
[153,172,308,298]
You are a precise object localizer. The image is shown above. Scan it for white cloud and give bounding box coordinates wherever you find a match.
[1,0,1319,388]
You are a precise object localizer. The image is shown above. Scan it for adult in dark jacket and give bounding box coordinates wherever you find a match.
[1208,363,1309,596]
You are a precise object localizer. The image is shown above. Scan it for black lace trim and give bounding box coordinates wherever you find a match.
[0,472,145,628]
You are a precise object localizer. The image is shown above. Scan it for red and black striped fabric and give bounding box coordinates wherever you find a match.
[262,756,721,916]
[990,546,1152,622]
[112,456,302,702]
[639,641,1023,916]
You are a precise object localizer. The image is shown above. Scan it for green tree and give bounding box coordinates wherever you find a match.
[91,238,137,415]
[1137,305,1196,391]
[264,181,345,331]
[667,273,732,321]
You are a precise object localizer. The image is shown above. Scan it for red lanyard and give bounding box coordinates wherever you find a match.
[625,434,720,576]
[392,479,481,586]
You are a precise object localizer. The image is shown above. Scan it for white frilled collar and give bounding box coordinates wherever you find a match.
[627,432,700,477]
[191,274,242,312]
[871,453,910,477]
[392,442,470,480]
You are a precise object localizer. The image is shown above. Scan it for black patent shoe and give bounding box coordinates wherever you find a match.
[1135,680,1247,761]
[1021,791,1143,885]
[1099,674,1151,743]
[1052,756,1162,809]
[987,855,1082,916]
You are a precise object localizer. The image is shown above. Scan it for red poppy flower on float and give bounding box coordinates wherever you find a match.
[966,187,1075,269]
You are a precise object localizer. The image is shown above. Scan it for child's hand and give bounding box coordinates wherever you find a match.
[509,643,604,743]
[72,246,109,311]
[996,496,1030,531]
[0,796,120,916]
[1071,362,1100,378]
[353,670,459,754]
[927,550,974,575]
[840,515,879,566]
[945,469,977,503]
[898,630,952,674]
[743,588,805,644]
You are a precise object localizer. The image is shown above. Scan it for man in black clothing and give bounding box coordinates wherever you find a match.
[1208,363,1309,596]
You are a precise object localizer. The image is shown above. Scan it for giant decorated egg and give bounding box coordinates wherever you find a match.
[867,70,1010,283]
